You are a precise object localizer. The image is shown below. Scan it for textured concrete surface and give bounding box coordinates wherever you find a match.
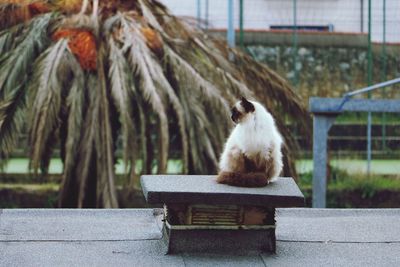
[1,208,400,266]
[0,209,161,241]
[277,209,400,242]
[141,176,304,207]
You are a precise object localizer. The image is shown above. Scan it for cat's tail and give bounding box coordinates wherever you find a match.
[216,172,273,187]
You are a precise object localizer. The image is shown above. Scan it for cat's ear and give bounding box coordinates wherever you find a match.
[240,96,255,113]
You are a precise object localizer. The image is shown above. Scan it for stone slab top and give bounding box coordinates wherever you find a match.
[140,175,304,207]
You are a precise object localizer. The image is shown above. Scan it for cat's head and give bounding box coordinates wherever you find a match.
[231,97,255,124]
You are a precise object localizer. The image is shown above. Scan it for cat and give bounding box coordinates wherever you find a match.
[217,97,283,187]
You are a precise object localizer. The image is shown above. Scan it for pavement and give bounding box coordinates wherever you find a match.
[1,208,400,266]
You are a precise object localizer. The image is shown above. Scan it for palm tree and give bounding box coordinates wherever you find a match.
[0,0,309,208]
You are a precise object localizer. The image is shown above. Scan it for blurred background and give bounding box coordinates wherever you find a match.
[158,0,400,206]
[1,0,399,208]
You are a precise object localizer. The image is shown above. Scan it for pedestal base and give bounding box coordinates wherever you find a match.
[162,221,276,254]
[162,205,276,254]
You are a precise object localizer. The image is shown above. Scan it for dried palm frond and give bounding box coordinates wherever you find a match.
[134,94,148,175]
[0,14,53,163]
[111,14,169,173]
[28,39,69,172]
[0,0,309,208]
[0,82,25,168]
[0,14,52,95]
[96,41,118,208]
[59,73,96,208]
[179,84,219,172]
[127,24,189,173]
[108,37,137,172]
[62,51,84,191]
[164,46,231,113]
[0,23,24,55]
[164,46,234,172]
[128,41,169,173]
[137,0,162,32]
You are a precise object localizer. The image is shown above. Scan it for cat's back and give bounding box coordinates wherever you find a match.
[253,102,283,143]
[228,101,282,150]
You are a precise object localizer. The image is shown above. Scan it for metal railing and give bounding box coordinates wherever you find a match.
[334,77,400,173]
[310,77,400,208]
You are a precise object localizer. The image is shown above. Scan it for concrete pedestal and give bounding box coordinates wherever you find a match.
[141,175,304,254]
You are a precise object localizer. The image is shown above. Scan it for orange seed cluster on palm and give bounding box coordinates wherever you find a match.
[140,27,163,55]
[52,29,97,71]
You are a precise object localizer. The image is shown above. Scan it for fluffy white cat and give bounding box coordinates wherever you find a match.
[217,97,283,187]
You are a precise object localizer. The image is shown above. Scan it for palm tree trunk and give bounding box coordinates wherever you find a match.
[96,43,118,208]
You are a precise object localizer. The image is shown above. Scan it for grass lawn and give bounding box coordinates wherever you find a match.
[1,158,399,175]
[1,158,183,174]
[296,159,400,175]
[335,112,400,124]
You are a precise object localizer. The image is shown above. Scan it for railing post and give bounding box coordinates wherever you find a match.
[227,0,235,48]
[197,0,201,28]
[312,115,336,208]
[366,0,372,175]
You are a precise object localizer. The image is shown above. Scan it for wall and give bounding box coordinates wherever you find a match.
[247,44,400,100]
[160,0,400,43]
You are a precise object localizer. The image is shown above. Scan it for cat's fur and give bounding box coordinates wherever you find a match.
[217,97,283,187]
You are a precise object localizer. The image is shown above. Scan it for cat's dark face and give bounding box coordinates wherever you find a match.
[231,97,255,123]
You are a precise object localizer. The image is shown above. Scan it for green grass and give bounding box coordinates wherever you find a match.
[299,167,400,198]
[296,159,400,175]
[2,158,400,175]
[0,183,59,191]
[335,112,400,124]
[1,158,183,174]
[3,162,400,208]
[299,167,400,207]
